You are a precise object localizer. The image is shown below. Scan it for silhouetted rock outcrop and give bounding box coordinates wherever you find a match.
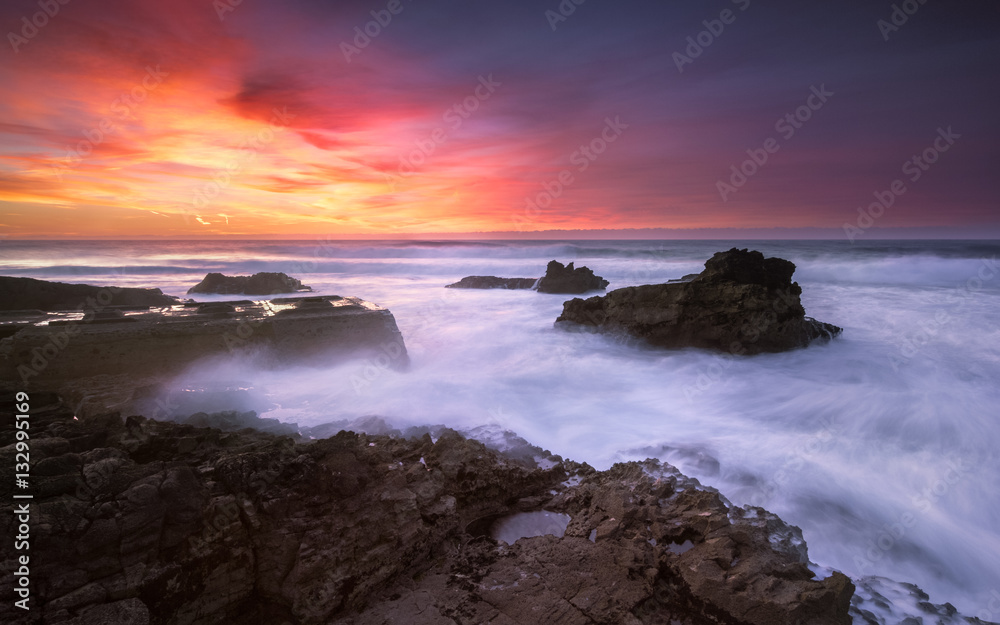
[536,260,609,294]
[188,272,311,295]
[445,260,607,293]
[445,276,537,289]
[557,248,841,354]
[0,276,178,312]
[0,393,857,625]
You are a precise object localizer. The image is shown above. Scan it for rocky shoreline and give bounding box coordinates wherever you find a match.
[0,295,407,406]
[2,397,987,624]
[1,253,991,624]
[1,394,856,625]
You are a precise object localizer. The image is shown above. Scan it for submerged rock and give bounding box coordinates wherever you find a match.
[445,276,538,289]
[0,276,178,312]
[0,393,860,625]
[188,272,311,295]
[557,248,841,354]
[536,260,610,294]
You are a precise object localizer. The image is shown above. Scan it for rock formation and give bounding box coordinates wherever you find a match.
[0,276,178,312]
[0,393,857,625]
[0,295,408,394]
[447,261,608,293]
[445,276,537,289]
[536,260,610,294]
[188,272,311,295]
[556,248,841,354]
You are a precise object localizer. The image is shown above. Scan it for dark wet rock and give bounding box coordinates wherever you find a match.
[446,261,608,294]
[0,296,407,396]
[849,576,993,625]
[0,276,178,312]
[0,394,865,625]
[181,410,300,437]
[668,273,700,283]
[445,276,538,289]
[536,260,610,294]
[188,272,312,295]
[557,248,841,354]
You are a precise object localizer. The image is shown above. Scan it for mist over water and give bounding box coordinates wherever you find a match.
[3,239,999,615]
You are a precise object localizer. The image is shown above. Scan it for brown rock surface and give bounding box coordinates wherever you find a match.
[0,394,858,625]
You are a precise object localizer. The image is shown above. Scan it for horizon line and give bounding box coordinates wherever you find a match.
[3,225,999,242]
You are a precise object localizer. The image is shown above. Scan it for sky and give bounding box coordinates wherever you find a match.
[0,0,997,238]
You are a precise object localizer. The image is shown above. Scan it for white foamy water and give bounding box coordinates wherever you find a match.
[2,239,998,619]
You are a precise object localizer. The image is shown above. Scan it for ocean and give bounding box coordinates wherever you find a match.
[2,238,998,618]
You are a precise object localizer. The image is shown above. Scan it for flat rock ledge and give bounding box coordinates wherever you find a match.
[0,394,857,625]
[188,272,312,295]
[557,248,842,354]
[0,295,408,393]
[445,276,538,289]
[0,276,178,313]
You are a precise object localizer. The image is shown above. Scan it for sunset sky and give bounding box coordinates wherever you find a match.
[0,0,997,238]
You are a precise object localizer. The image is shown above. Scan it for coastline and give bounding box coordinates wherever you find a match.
[1,240,998,622]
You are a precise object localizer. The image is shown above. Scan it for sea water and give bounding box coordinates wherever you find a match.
[2,238,998,618]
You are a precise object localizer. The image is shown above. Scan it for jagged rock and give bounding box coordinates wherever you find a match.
[0,276,178,312]
[0,393,860,625]
[536,260,609,294]
[188,272,311,295]
[352,460,855,625]
[181,410,300,437]
[445,276,537,289]
[849,576,992,625]
[556,248,841,354]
